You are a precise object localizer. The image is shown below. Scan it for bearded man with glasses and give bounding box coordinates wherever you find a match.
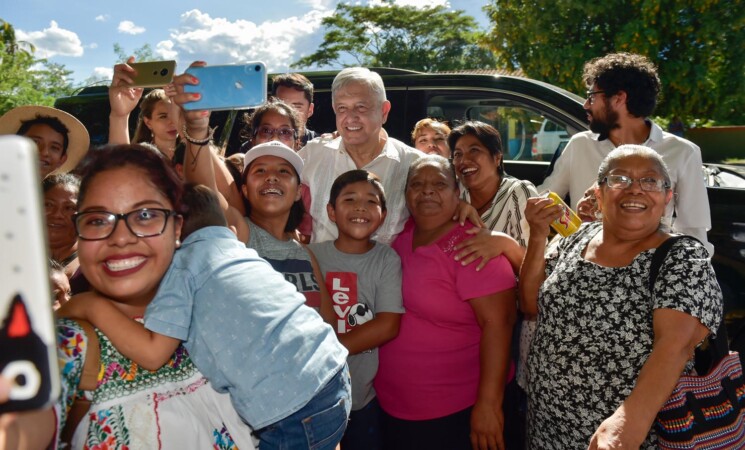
[538,52,712,255]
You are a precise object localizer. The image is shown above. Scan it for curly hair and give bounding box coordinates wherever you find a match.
[582,53,661,118]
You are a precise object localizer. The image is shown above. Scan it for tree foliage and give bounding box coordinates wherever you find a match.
[1,19,75,115]
[113,43,156,63]
[292,1,497,72]
[483,0,745,124]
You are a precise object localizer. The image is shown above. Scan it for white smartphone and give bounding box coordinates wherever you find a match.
[128,60,177,88]
[0,135,60,413]
[183,62,267,111]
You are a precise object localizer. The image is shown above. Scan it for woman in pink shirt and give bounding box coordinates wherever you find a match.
[375,155,517,450]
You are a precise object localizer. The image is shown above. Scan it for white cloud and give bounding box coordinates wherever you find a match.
[118,20,146,35]
[88,43,98,50]
[297,0,336,10]
[163,9,334,72]
[155,40,178,60]
[95,14,109,22]
[92,66,114,79]
[16,21,84,58]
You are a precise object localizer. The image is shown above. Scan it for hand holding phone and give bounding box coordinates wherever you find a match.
[127,60,177,88]
[0,136,60,413]
[183,62,267,111]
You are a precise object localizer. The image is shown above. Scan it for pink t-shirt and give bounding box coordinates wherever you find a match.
[375,219,516,420]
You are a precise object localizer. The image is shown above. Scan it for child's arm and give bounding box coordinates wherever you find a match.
[306,247,336,324]
[56,292,180,370]
[337,312,401,355]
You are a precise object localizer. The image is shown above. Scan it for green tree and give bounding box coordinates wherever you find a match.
[483,0,745,124]
[113,43,156,63]
[0,19,75,115]
[292,1,497,72]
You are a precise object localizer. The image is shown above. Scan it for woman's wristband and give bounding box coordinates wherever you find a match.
[182,124,215,145]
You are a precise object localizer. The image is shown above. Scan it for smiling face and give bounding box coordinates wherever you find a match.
[44,184,78,249]
[333,81,391,151]
[50,270,72,310]
[414,127,449,157]
[243,155,301,220]
[585,84,620,139]
[143,100,178,148]
[452,134,501,192]
[275,85,314,128]
[596,154,673,237]
[252,110,298,149]
[327,180,386,242]
[24,123,67,178]
[405,162,460,226]
[76,165,181,308]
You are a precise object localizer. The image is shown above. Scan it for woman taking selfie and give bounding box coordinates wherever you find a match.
[1,145,257,449]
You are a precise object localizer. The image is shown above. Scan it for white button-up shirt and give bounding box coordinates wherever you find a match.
[299,134,424,244]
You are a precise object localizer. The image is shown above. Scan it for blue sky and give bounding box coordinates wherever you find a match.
[3,0,492,85]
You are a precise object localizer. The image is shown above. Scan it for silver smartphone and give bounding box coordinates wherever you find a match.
[0,135,60,413]
[183,62,267,111]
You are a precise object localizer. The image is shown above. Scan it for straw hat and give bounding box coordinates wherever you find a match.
[0,105,90,174]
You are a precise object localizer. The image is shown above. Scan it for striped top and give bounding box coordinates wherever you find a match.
[461,175,538,246]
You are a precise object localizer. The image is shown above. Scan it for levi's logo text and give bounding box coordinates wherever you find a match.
[327,272,359,333]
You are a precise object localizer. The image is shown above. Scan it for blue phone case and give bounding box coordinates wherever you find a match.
[184,63,267,111]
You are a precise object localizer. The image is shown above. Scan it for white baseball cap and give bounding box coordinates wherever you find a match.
[242,140,304,176]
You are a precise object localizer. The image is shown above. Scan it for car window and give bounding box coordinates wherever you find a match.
[426,94,574,162]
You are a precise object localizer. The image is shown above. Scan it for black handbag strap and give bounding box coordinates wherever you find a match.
[647,235,686,292]
[648,234,729,370]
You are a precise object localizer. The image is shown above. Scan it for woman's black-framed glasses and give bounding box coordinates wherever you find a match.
[73,208,177,241]
[601,174,670,192]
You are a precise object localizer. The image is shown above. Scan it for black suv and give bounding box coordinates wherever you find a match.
[54,67,745,333]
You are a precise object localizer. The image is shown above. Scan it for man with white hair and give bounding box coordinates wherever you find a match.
[299,67,425,244]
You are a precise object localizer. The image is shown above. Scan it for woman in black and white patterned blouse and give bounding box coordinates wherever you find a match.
[519,145,722,449]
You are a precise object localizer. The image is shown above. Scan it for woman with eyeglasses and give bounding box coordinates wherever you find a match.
[520,145,722,449]
[2,144,257,449]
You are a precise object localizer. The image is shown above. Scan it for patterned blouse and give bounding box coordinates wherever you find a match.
[54,318,257,449]
[527,222,722,449]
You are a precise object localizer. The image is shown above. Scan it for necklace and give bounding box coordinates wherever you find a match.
[473,196,494,214]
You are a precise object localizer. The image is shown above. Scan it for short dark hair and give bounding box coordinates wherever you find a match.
[448,121,505,176]
[582,52,661,118]
[407,154,458,188]
[179,184,228,239]
[17,115,70,156]
[77,144,183,211]
[328,170,387,212]
[42,172,81,194]
[272,73,314,104]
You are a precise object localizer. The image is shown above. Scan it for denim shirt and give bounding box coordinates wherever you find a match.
[145,226,348,429]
